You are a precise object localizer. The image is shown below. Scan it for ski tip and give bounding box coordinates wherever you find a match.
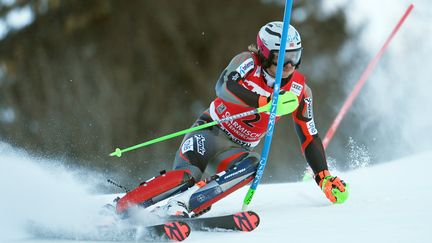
[233,211,260,232]
[163,221,191,241]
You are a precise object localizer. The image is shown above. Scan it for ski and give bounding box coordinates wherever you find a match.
[118,211,259,241]
[138,221,191,241]
[185,211,260,232]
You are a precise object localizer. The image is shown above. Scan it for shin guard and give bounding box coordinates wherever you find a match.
[116,170,194,215]
[188,157,258,215]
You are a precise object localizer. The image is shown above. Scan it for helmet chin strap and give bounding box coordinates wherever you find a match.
[263,68,275,88]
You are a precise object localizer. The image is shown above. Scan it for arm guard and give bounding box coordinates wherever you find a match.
[215,52,266,108]
[292,85,328,174]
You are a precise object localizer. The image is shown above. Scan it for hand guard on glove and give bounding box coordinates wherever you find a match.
[315,170,349,204]
[260,91,299,116]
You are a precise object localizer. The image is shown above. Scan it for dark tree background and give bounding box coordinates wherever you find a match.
[0,0,360,190]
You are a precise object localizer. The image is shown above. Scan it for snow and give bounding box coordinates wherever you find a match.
[0,2,35,40]
[1,143,431,243]
[325,0,432,156]
[4,5,34,30]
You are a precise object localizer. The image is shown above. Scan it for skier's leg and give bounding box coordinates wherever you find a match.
[115,115,217,216]
[162,150,260,217]
[188,151,260,215]
[115,169,195,215]
[150,127,223,217]
[138,112,259,218]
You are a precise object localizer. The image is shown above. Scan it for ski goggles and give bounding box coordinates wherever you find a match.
[271,48,302,67]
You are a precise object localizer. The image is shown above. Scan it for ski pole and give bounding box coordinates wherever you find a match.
[242,0,293,211]
[110,105,270,157]
[107,179,130,192]
[322,3,414,148]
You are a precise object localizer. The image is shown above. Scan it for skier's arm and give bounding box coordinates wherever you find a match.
[292,85,328,174]
[292,85,349,204]
[215,52,269,108]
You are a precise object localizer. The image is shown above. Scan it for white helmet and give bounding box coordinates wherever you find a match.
[257,21,302,67]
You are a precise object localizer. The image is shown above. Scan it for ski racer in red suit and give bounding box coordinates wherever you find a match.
[115,21,349,218]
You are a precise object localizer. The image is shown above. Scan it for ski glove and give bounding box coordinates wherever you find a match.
[315,170,349,204]
[261,91,299,116]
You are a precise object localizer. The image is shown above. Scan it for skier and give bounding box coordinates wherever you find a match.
[115,21,349,218]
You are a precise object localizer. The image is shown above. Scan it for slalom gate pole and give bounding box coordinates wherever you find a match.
[242,0,294,211]
[110,105,271,157]
[322,4,414,149]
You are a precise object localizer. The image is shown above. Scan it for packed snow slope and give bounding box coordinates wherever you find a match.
[0,143,431,243]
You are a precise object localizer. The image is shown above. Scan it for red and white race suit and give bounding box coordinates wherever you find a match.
[210,52,313,146]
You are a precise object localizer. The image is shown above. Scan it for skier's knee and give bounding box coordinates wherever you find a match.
[214,151,260,173]
[174,164,203,182]
[229,152,260,170]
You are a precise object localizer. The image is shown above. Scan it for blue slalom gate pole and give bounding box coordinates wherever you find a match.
[242,0,294,211]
